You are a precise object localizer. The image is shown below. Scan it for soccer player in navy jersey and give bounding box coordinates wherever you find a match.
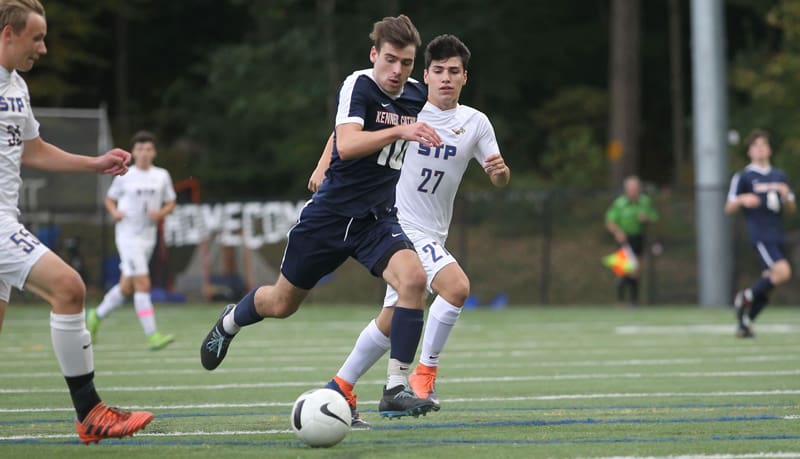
[200,15,442,418]
[725,129,795,338]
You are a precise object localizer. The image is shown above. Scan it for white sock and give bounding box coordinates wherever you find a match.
[222,305,240,335]
[50,312,94,377]
[96,284,125,319]
[337,319,390,384]
[387,358,410,389]
[419,296,462,367]
[134,292,157,335]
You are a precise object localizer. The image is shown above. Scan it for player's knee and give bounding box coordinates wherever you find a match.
[51,271,86,313]
[397,268,426,300]
[441,276,470,306]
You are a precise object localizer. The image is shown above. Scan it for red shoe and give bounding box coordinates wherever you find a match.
[409,364,440,411]
[75,402,154,444]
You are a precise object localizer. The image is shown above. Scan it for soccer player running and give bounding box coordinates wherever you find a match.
[0,0,153,443]
[200,15,442,418]
[87,131,176,350]
[725,129,795,338]
[309,34,510,426]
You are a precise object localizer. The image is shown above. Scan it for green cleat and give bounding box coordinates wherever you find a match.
[147,331,175,351]
[86,308,100,343]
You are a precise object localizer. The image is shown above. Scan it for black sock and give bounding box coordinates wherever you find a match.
[749,293,768,322]
[65,372,102,422]
[616,278,627,301]
[630,278,639,304]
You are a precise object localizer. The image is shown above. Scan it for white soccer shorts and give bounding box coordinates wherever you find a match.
[0,218,50,302]
[383,226,456,307]
[115,235,156,277]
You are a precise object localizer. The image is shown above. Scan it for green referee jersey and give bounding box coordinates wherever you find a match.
[605,194,659,236]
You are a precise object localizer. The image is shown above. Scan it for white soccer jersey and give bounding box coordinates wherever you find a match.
[107,165,176,240]
[395,102,500,240]
[0,67,41,217]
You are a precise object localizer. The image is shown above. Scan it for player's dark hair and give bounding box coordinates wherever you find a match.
[745,129,769,149]
[425,34,471,70]
[131,130,156,147]
[0,0,45,33]
[369,14,420,51]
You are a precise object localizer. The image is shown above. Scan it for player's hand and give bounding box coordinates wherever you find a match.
[148,210,162,222]
[308,166,326,193]
[738,193,761,208]
[111,209,125,222]
[400,122,442,148]
[483,154,507,177]
[614,231,627,244]
[638,212,649,222]
[97,148,132,176]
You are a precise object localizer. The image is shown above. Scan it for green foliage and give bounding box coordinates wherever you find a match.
[533,86,608,186]
[730,0,800,176]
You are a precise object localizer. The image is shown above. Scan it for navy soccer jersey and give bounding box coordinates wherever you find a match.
[312,69,427,218]
[727,164,790,243]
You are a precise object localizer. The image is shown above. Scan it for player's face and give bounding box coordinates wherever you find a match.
[748,137,771,163]
[132,141,156,169]
[370,42,416,96]
[424,57,467,111]
[3,13,47,72]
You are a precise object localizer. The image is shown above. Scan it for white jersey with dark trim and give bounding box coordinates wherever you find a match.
[395,102,500,240]
[107,165,176,240]
[0,67,40,217]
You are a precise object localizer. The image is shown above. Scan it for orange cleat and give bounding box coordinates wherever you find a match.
[409,363,440,411]
[75,402,154,444]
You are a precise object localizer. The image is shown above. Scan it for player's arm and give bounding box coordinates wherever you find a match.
[149,200,176,222]
[482,153,510,188]
[308,133,334,192]
[335,122,441,160]
[105,196,125,222]
[779,182,796,214]
[21,137,131,175]
[605,204,626,243]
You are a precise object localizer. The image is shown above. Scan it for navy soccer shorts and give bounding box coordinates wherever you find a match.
[280,203,415,289]
[753,240,786,269]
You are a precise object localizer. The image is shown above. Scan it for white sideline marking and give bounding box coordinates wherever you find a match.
[584,454,800,459]
[0,429,293,441]
[615,324,800,334]
[4,369,799,394]
[2,389,800,413]
[2,354,797,379]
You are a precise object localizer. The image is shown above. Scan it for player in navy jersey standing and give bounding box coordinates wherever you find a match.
[200,15,442,418]
[725,129,795,338]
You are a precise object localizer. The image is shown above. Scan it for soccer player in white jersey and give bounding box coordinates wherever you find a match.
[87,131,176,350]
[0,0,153,443]
[309,34,510,425]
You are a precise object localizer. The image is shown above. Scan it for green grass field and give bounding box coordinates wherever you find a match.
[1,303,799,458]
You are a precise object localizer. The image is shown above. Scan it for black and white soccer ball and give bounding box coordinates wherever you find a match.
[290,388,351,447]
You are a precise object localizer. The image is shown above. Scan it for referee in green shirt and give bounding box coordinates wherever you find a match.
[605,175,659,306]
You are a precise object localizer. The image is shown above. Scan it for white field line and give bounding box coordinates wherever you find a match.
[2,354,797,379]
[2,344,794,367]
[585,454,800,459]
[615,324,799,334]
[3,369,800,394]
[3,389,800,413]
[0,429,294,442]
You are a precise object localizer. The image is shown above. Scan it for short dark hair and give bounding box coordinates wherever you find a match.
[0,0,44,34]
[369,14,421,51]
[745,129,769,149]
[425,34,471,69]
[131,130,156,147]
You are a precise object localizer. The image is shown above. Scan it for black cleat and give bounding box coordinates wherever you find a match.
[200,304,236,370]
[736,324,755,339]
[378,385,435,419]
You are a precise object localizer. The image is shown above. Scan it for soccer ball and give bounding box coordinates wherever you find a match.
[290,388,351,447]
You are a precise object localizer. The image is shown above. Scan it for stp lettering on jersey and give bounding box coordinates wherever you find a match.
[417,144,457,160]
[0,96,24,112]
